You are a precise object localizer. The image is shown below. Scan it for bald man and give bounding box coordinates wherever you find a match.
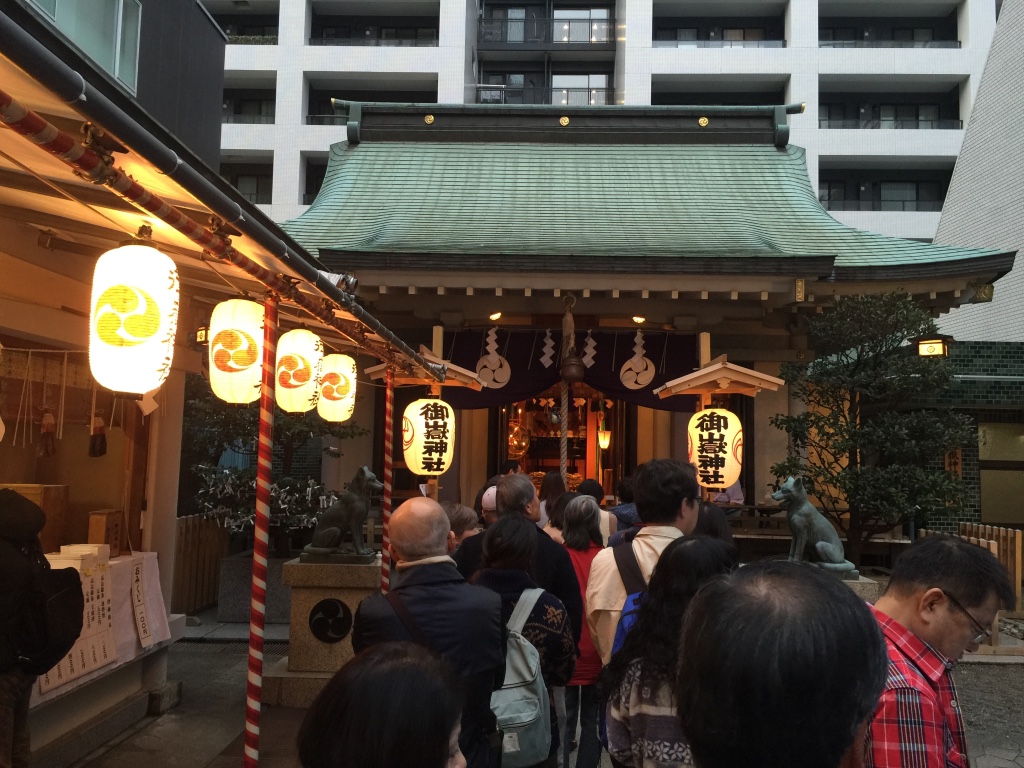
[352,498,505,768]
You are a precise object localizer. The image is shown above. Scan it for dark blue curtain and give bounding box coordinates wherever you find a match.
[441,329,699,412]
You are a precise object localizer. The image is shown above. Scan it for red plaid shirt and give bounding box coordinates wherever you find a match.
[867,604,968,768]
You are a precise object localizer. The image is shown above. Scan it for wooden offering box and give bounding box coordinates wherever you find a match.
[0,484,67,553]
[88,509,122,558]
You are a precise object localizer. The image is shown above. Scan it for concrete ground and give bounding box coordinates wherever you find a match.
[68,614,1024,768]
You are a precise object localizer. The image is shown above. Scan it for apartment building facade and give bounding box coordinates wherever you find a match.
[207,0,999,237]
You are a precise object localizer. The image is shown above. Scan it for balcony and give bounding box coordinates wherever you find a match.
[475,85,614,105]
[222,114,275,124]
[226,34,278,45]
[309,32,438,47]
[652,39,785,48]
[306,115,346,125]
[819,39,960,48]
[819,118,962,129]
[820,200,943,212]
[478,18,613,47]
[240,192,272,205]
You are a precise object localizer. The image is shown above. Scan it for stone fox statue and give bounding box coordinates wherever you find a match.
[306,467,384,556]
[772,477,856,573]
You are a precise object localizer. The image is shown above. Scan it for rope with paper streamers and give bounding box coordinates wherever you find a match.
[244,293,278,768]
[380,368,395,593]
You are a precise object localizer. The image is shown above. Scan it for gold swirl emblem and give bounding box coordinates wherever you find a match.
[94,285,160,348]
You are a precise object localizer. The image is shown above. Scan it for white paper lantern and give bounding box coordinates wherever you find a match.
[687,408,743,490]
[275,329,324,412]
[317,354,357,422]
[209,299,264,404]
[89,244,179,395]
[402,398,456,476]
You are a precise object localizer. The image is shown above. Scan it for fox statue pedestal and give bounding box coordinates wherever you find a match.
[263,557,381,707]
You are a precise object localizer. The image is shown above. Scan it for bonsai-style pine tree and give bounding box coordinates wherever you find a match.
[770,293,973,565]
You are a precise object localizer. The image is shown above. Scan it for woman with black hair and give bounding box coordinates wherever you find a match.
[537,471,566,529]
[559,495,605,768]
[475,514,577,767]
[297,641,465,768]
[541,491,578,545]
[600,536,737,768]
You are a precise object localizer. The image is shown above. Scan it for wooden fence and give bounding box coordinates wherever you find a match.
[172,515,230,615]
[958,523,1024,614]
[918,525,1024,654]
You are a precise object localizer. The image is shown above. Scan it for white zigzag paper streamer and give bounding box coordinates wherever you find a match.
[540,330,555,368]
[582,331,596,368]
[485,327,499,359]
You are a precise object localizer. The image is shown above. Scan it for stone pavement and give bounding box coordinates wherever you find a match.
[67,629,1024,768]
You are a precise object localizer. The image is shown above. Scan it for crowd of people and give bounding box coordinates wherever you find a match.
[293,457,1015,768]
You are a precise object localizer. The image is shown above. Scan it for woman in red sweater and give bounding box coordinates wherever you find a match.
[559,494,605,768]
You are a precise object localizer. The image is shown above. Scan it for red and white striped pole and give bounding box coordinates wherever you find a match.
[380,368,395,593]
[244,293,278,768]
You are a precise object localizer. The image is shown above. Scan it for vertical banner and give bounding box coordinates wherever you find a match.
[380,368,395,593]
[130,558,153,648]
[244,293,278,768]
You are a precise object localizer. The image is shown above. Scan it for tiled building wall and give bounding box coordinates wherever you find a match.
[925,341,1024,531]
[937,0,1024,342]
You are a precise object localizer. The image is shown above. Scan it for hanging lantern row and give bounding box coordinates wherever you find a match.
[402,398,456,477]
[89,244,180,396]
[206,300,357,421]
[686,408,743,490]
[209,299,264,404]
[318,354,357,423]
[276,329,324,413]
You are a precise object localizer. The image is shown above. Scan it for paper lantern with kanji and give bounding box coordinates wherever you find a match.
[89,244,179,395]
[318,354,357,422]
[402,399,456,476]
[275,329,324,412]
[687,408,743,490]
[209,299,264,404]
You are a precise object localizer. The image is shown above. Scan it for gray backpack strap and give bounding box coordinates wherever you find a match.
[508,588,545,634]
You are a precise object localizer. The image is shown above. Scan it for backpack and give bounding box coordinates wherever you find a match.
[600,536,648,749]
[6,537,84,675]
[490,588,551,768]
[610,533,647,659]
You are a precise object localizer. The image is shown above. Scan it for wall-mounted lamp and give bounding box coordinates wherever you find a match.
[489,311,502,321]
[916,335,953,358]
[632,316,645,324]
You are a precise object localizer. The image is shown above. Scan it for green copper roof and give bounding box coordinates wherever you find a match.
[281,140,1010,276]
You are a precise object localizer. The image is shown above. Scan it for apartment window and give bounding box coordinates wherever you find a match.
[234,174,273,205]
[30,0,142,92]
[724,28,764,41]
[880,181,942,211]
[552,74,609,105]
[554,8,610,43]
[818,181,845,203]
[880,104,941,128]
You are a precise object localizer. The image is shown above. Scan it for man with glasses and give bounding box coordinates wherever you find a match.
[868,534,1015,767]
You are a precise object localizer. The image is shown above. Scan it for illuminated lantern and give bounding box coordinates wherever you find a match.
[598,429,611,450]
[402,398,456,476]
[318,354,358,422]
[275,329,324,412]
[686,408,743,490]
[209,299,264,404]
[89,244,179,395]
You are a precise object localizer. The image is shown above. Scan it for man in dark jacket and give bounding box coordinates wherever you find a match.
[0,489,46,768]
[455,473,584,646]
[353,497,505,768]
